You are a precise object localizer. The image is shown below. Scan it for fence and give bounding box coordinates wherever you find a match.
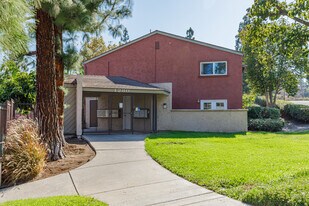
[0,100,14,155]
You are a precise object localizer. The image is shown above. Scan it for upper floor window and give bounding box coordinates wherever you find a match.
[200,61,227,76]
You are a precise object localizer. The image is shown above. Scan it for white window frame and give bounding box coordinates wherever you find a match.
[200,61,227,76]
[200,99,228,110]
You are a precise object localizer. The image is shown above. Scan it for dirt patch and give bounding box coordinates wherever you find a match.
[36,137,95,180]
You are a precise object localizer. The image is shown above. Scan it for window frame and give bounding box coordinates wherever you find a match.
[200,61,228,76]
[200,99,228,110]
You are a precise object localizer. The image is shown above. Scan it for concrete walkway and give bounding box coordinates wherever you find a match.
[0,134,246,206]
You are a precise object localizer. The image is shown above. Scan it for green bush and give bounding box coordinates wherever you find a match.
[242,93,256,109]
[248,106,280,119]
[261,107,281,119]
[248,119,285,132]
[284,104,309,123]
[2,118,46,185]
[248,106,262,119]
[255,97,266,107]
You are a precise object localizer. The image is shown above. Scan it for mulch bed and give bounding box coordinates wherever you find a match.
[36,137,95,180]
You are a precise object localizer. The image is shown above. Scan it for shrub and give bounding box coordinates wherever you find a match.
[248,106,280,119]
[2,118,46,185]
[248,118,285,132]
[284,104,309,123]
[242,93,256,109]
[261,107,281,119]
[255,96,266,107]
[248,106,262,119]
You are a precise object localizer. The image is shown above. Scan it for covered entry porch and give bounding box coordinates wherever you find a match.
[83,92,156,134]
[71,75,169,136]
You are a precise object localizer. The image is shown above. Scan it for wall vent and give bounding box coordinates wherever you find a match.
[155,41,160,50]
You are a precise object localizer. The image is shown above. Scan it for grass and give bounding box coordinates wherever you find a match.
[0,196,107,206]
[145,131,309,206]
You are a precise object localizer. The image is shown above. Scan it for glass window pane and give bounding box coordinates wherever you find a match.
[202,63,213,75]
[216,102,225,110]
[203,102,212,110]
[214,62,226,74]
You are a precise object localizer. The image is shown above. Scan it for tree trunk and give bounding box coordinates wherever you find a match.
[269,91,273,107]
[36,9,65,161]
[54,25,66,144]
[265,91,269,107]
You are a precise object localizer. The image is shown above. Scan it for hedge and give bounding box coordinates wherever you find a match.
[248,119,285,132]
[248,106,280,119]
[284,104,309,123]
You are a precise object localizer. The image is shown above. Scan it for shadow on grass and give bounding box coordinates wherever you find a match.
[147,131,247,139]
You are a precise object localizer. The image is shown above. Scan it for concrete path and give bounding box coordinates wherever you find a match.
[0,134,246,206]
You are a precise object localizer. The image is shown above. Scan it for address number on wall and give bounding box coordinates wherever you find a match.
[114,89,130,93]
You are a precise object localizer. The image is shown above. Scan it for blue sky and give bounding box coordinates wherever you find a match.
[103,0,254,50]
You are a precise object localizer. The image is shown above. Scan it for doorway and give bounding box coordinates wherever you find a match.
[89,100,98,127]
[123,96,131,130]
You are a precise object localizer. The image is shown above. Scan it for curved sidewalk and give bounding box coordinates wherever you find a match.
[0,134,246,206]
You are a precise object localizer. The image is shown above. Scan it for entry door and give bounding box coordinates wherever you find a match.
[89,100,98,127]
[123,96,131,130]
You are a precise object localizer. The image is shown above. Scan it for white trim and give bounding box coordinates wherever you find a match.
[200,99,228,110]
[200,61,227,76]
[83,31,243,64]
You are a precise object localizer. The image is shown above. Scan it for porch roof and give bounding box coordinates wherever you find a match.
[65,75,170,95]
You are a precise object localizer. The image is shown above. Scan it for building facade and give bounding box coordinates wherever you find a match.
[64,31,247,135]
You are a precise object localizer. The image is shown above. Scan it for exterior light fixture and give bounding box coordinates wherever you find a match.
[135,107,140,112]
[119,102,123,109]
[163,103,167,109]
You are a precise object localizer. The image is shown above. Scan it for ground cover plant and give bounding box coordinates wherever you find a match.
[0,196,107,206]
[145,131,309,206]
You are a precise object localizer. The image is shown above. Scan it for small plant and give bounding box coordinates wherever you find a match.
[284,104,309,122]
[242,93,256,109]
[2,118,46,185]
[255,96,266,107]
[248,118,285,132]
[248,106,280,119]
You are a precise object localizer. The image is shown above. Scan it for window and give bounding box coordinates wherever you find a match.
[200,61,227,76]
[200,100,227,110]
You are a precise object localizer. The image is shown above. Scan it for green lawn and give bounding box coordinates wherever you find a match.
[145,131,309,206]
[0,196,107,206]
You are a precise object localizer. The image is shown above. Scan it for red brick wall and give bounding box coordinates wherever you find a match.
[84,33,243,109]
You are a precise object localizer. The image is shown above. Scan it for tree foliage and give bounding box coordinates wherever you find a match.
[186,27,195,39]
[80,36,118,62]
[239,18,309,106]
[0,0,32,57]
[120,28,129,44]
[250,0,309,27]
[0,60,36,107]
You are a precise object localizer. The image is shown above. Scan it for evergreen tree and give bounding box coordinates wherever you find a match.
[34,0,132,160]
[0,0,32,57]
[120,28,130,44]
[186,27,195,39]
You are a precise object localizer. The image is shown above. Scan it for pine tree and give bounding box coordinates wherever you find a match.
[35,0,132,160]
[0,0,31,57]
[120,28,130,44]
[186,27,195,39]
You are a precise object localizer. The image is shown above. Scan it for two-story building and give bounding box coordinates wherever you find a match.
[64,30,247,136]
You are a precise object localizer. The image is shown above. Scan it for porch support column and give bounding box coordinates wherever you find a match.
[152,94,157,133]
[76,75,83,137]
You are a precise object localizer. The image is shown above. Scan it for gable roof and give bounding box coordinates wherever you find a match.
[83,30,243,64]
